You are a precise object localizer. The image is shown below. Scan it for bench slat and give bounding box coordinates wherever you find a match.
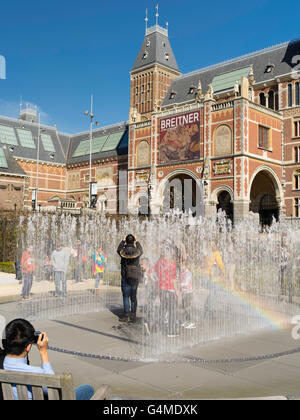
[47,388,60,400]
[1,383,14,400]
[16,384,29,400]
[0,370,61,388]
[32,386,45,400]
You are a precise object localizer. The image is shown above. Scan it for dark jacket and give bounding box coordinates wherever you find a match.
[117,240,143,279]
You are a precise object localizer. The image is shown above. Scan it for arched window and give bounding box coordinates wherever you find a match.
[295,82,300,106]
[214,125,232,156]
[260,92,266,106]
[288,84,293,107]
[137,140,150,167]
[268,90,274,110]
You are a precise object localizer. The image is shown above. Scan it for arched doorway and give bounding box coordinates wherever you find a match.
[249,169,281,226]
[217,191,233,222]
[138,195,149,216]
[162,173,202,215]
[259,194,279,226]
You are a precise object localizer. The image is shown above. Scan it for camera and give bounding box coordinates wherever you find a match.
[33,331,42,344]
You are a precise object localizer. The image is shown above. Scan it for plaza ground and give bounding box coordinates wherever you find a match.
[0,272,300,400]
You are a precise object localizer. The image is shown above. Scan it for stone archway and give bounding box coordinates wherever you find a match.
[160,171,203,215]
[217,190,233,222]
[249,168,282,225]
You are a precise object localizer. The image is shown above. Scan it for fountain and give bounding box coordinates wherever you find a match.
[17,210,300,361]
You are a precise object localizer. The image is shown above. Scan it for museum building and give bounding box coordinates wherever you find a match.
[0,20,300,224]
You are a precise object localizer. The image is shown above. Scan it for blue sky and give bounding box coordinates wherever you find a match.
[0,0,299,134]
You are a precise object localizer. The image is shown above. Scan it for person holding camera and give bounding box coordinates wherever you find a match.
[0,318,94,400]
[117,234,143,323]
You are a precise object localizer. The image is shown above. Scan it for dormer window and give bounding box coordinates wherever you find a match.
[143,51,149,59]
[189,86,196,94]
[170,92,176,99]
[265,63,275,74]
[165,53,169,61]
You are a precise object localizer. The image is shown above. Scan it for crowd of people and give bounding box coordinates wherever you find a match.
[18,240,107,300]
[117,235,201,338]
[15,232,298,340]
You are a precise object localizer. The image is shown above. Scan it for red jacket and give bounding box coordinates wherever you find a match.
[154,258,177,292]
[21,251,36,274]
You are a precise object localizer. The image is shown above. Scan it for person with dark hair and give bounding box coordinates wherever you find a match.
[0,318,94,400]
[117,234,143,323]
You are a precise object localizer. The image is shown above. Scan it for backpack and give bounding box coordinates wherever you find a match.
[125,263,142,283]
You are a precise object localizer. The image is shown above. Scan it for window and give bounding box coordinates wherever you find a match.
[295,147,300,163]
[141,85,144,103]
[147,83,151,101]
[0,147,8,168]
[295,198,300,217]
[17,129,36,149]
[288,84,293,107]
[135,87,139,105]
[296,82,300,106]
[268,90,274,110]
[189,87,196,94]
[0,125,18,146]
[295,120,300,137]
[294,174,300,190]
[259,92,266,106]
[258,125,270,149]
[170,92,176,99]
[41,133,55,152]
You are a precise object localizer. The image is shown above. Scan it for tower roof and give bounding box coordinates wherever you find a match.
[131,25,180,74]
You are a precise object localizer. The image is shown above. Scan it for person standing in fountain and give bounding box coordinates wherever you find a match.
[73,239,88,283]
[92,246,107,295]
[180,258,196,329]
[117,234,143,323]
[20,245,36,301]
[141,257,159,334]
[154,241,179,338]
[51,243,71,297]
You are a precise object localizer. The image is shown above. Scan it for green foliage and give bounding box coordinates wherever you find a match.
[0,261,15,273]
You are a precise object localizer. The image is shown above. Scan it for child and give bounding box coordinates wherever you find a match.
[92,246,107,294]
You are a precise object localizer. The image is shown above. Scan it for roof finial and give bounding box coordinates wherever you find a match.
[155,4,159,26]
[145,8,148,35]
[166,21,168,35]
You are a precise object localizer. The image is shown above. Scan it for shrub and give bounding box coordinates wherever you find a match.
[0,262,15,274]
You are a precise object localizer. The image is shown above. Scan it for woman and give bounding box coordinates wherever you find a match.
[117,234,143,323]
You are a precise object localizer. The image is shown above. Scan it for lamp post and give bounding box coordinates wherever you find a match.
[35,115,46,210]
[84,94,98,208]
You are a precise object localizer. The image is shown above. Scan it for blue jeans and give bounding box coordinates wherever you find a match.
[54,271,67,296]
[95,272,104,288]
[75,384,94,400]
[22,272,33,297]
[121,277,138,314]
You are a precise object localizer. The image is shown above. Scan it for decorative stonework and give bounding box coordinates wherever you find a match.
[213,160,232,175]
